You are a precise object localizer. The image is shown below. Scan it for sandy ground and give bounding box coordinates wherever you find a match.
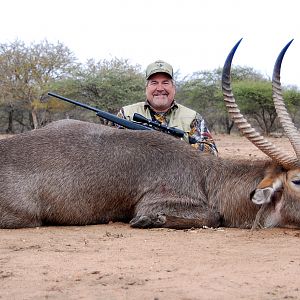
[1,133,300,300]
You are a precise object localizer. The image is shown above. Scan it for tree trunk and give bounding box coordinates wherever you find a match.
[31,109,39,129]
[225,117,234,135]
[6,108,14,133]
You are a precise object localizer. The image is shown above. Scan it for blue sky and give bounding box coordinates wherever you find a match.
[1,0,299,86]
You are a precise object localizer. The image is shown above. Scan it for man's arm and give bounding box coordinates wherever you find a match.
[188,113,218,156]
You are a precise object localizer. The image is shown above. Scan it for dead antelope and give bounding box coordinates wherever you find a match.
[0,40,299,230]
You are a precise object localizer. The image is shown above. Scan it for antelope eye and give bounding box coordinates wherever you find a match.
[292,179,300,185]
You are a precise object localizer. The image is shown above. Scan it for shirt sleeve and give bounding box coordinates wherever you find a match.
[188,113,218,156]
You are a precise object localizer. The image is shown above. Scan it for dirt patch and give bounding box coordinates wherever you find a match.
[1,134,300,300]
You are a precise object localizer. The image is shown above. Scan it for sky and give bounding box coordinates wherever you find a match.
[0,0,300,87]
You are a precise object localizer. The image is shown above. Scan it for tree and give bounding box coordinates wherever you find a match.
[0,39,78,132]
[176,70,221,132]
[231,80,277,135]
[75,58,145,114]
[282,86,300,128]
[176,66,277,134]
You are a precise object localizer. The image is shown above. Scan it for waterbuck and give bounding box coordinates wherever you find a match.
[1,40,299,230]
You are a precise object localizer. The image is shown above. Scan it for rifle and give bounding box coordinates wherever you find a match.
[47,92,185,138]
[132,113,185,138]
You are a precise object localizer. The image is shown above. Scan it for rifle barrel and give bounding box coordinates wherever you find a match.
[47,92,152,131]
[48,92,99,113]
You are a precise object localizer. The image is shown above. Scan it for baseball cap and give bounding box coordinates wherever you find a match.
[145,60,173,79]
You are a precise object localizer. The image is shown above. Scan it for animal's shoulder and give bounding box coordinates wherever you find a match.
[42,119,115,133]
[43,119,99,129]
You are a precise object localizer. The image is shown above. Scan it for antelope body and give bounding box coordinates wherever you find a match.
[0,119,293,229]
[1,40,300,229]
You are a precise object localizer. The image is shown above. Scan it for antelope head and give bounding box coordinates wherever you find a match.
[222,39,300,228]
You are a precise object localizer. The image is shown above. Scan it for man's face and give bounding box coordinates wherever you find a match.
[146,73,176,112]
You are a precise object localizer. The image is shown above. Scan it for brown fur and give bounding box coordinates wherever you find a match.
[1,119,300,229]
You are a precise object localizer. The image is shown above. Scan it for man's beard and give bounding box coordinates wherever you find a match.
[150,95,171,112]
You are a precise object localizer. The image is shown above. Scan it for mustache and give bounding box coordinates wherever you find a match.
[153,92,168,96]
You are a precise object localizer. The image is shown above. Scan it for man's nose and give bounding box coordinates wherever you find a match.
[156,82,164,90]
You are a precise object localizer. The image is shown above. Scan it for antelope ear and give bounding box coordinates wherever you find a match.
[251,170,284,205]
[251,187,274,205]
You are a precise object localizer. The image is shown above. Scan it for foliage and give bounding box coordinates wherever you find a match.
[1,39,300,135]
[231,80,276,134]
[176,66,272,134]
[75,58,145,113]
[0,39,78,132]
[176,70,220,132]
[282,86,300,127]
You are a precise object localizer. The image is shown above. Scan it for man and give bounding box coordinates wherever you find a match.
[117,60,218,155]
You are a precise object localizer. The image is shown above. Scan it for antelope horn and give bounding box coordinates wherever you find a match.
[272,39,300,160]
[222,39,299,169]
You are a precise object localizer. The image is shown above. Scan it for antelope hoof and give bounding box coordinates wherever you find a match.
[129,214,166,228]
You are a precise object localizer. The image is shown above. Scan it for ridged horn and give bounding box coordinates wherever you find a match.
[222,39,299,169]
[272,39,300,160]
